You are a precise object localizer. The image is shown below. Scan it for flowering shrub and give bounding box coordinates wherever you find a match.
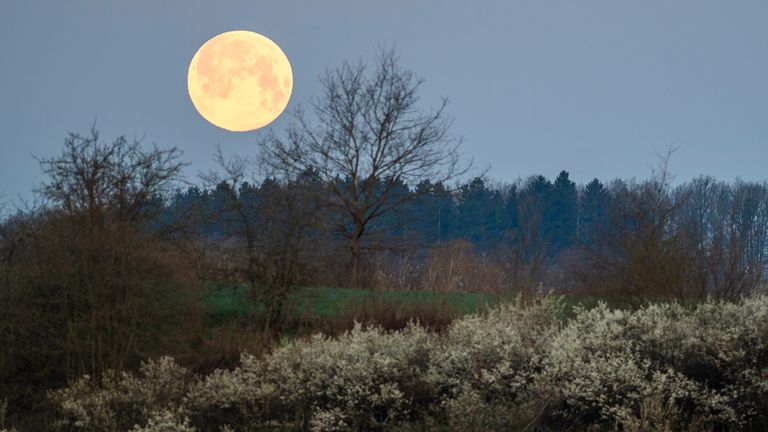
[537,298,768,430]
[259,322,430,430]
[427,294,562,403]
[50,357,194,432]
[50,294,768,431]
[129,410,195,432]
[184,322,433,431]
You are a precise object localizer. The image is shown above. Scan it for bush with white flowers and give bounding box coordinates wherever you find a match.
[50,294,768,431]
[426,294,561,406]
[51,357,194,432]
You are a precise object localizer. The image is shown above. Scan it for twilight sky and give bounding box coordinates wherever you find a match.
[1,0,767,203]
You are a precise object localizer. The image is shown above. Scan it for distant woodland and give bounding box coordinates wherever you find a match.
[167,166,768,299]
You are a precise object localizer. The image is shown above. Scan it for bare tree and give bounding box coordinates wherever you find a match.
[202,147,321,330]
[259,49,468,287]
[508,176,553,290]
[37,128,183,225]
[26,128,190,377]
[572,150,692,303]
[706,180,768,298]
[0,209,28,292]
[673,176,720,298]
[0,129,203,429]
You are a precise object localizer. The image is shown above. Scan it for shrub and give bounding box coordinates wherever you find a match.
[51,357,194,432]
[278,323,427,430]
[538,298,768,430]
[50,294,768,431]
[426,293,562,403]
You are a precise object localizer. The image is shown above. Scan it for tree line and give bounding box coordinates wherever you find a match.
[167,166,768,300]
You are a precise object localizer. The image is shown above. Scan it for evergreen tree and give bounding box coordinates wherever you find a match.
[502,184,520,236]
[379,177,413,243]
[519,175,553,241]
[432,180,454,243]
[412,179,440,244]
[579,178,610,245]
[455,177,503,248]
[550,170,578,253]
[511,175,554,283]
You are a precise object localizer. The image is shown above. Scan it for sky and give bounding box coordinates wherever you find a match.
[1,0,767,204]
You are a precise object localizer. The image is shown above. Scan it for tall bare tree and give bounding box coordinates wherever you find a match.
[572,150,693,303]
[0,129,202,429]
[260,49,467,287]
[26,128,190,377]
[201,147,321,330]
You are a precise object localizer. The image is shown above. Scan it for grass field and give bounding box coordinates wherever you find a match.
[201,284,627,328]
[203,284,510,321]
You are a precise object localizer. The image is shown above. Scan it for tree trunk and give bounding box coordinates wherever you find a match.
[350,221,364,288]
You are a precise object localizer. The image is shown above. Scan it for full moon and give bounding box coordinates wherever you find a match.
[187,31,293,132]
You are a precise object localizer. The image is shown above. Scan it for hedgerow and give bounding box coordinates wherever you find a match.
[50,294,768,431]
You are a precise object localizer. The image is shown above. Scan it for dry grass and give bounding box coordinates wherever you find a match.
[326,296,460,334]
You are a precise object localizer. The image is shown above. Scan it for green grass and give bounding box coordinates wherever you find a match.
[203,283,685,326]
[203,284,509,321]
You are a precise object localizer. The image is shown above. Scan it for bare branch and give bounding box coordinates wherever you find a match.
[258,48,470,287]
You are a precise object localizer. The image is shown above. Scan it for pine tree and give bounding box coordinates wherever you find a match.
[550,170,578,254]
[578,178,609,245]
[455,177,503,248]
